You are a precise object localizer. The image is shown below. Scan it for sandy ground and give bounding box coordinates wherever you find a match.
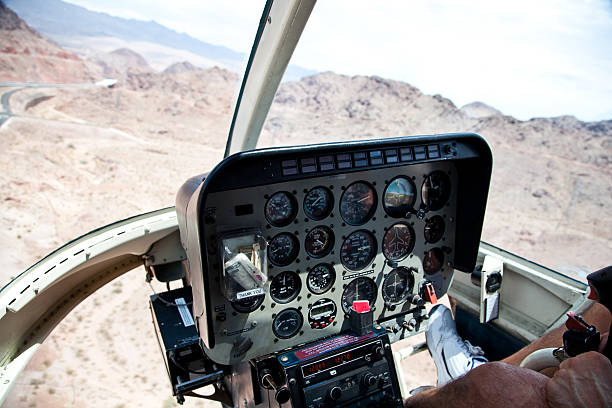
[1,71,609,407]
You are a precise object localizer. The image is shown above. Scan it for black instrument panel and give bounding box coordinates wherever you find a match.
[177,134,492,364]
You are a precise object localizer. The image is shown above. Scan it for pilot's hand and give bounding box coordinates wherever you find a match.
[546,351,612,408]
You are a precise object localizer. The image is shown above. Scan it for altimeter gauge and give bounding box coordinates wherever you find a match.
[339,181,377,225]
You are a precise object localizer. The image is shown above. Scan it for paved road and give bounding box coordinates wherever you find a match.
[0,80,115,126]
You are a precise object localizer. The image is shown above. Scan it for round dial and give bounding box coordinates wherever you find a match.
[382,223,415,261]
[304,187,333,220]
[383,177,417,218]
[422,171,451,211]
[382,267,415,305]
[267,233,299,266]
[339,182,377,225]
[423,247,445,274]
[265,191,298,227]
[231,294,265,313]
[304,226,334,258]
[270,271,301,303]
[306,263,335,295]
[341,277,378,314]
[340,230,377,271]
[272,308,303,339]
[424,216,445,243]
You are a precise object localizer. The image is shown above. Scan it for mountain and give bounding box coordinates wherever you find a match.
[91,48,153,77]
[163,61,198,75]
[0,1,99,82]
[4,0,316,80]
[460,101,503,118]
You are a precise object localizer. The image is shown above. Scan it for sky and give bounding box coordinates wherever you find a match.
[64,0,612,121]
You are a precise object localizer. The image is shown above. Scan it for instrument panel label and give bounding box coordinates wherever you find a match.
[343,269,374,280]
[294,332,376,360]
[175,297,195,327]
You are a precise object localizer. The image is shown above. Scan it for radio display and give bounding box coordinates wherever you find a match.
[301,342,375,377]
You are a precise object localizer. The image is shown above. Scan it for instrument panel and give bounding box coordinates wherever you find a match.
[177,134,492,365]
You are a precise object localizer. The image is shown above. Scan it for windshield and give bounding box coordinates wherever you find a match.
[259,1,612,279]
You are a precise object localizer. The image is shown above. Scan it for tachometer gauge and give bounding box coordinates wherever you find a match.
[383,177,417,218]
[272,308,303,339]
[339,181,377,225]
[267,233,299,266]
[421,171,451,211]
[424,215,445,243]
[231,294,265,313]
[270,271,301,303]
[265,191,298,227]
[306,263,335,295]
[382,223,415,261]
[341,277,378,314]
[304,226,334,258]
[382,267,414,305]
[340,230,377,271]
[304,186,333,220]
[423,247,445,274]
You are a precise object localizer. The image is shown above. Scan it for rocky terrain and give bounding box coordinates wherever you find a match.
[0,3,99,83]
[0,3,611,408]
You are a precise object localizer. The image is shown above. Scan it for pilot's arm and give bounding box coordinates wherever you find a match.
[405,351,612,408]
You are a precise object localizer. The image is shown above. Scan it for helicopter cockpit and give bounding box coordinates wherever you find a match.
[1,0,606,407]
[145,132,491,406]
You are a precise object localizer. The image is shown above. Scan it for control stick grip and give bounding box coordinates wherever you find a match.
[586,266,612,361]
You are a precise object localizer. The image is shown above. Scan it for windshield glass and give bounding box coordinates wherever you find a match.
[259,1,612,279]
[0,0,269,287]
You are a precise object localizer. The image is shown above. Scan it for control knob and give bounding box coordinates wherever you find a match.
[362,373,377,387]
[328,386,342,401]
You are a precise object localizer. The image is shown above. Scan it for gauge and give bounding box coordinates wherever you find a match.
[267,233,299,266]
[265,191,298,227]
[422,171,451,211]
[304,187,333,220]
[270,271,301,303]
[308,298,337,329]
[231,294,265,313]
[306,263,335,295]
[304,226,334,258]
[272,308,303,339]
[382,267,415,305]
[424,216,445,243]
[340,230,377,271]
[339,182,377,225]
[341,277,378,314]
[383,177,417,218]
[382,223,415,261]
[423,247,445,274]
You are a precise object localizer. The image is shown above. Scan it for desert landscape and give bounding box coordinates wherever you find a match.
[1,1,610,407]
